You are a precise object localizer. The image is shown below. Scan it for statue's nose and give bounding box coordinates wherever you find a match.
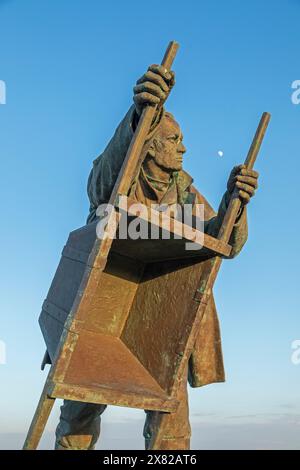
[178,141,186,154]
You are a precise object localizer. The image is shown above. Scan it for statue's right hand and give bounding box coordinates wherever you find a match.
[133,64,175,117]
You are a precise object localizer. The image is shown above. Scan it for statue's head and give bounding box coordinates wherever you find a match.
[145,112,186,172]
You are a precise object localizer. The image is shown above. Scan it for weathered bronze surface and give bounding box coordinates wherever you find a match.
[24,41,270,450]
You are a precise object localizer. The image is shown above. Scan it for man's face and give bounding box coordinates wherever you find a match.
[152,117,186,171]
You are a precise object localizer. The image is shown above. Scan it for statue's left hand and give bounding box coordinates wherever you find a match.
[227,164,259,206]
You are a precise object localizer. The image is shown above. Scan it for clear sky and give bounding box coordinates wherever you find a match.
[0,0,299,450]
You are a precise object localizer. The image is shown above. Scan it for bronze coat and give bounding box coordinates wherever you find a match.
[87,106,248,388]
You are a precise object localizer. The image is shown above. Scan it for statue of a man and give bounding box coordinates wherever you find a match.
[54,65,259,450]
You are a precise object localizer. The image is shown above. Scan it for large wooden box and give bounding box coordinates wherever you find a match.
[39,205,231,412]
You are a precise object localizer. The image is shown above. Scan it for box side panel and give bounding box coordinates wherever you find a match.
[121,258,210,393]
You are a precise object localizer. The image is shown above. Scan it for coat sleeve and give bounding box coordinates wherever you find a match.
[86,105,137,224]
[188,186,249,388]
[191,186,248,258]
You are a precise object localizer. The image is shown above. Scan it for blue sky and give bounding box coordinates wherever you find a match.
[0,0,299,449]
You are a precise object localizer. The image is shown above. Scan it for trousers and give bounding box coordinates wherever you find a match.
[55,366,191,450]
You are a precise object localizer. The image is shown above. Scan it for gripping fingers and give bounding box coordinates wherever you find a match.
[235,181,256,196]
[133,92,160,107]
[148,64,175,88]
[236,175,258,188]
[239,168,259,178]
[233,165,259,179]
[136,71,169,92]
[148,64,172,81]
[133,82,167,100]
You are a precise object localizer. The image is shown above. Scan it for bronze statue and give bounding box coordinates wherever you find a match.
[54,63,259,450]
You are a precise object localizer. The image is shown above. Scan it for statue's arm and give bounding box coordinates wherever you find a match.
[86,105,164,224]
[190,186,248,258]
[192,162,258,257]
[204,191,248,258]
[87,105,137,223]
[87,64,175,224]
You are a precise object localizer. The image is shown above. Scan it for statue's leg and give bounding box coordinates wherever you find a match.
[143,365,191,450]
[55,400,107,450]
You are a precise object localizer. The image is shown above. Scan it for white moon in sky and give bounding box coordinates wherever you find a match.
[218,150,224,157]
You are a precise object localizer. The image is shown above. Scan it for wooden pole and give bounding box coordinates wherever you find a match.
[218,112,271,244]
[150,112,271,449]
[109,41,180,204]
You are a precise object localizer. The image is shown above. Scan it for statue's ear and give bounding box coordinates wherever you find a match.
[150,138,163,156]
